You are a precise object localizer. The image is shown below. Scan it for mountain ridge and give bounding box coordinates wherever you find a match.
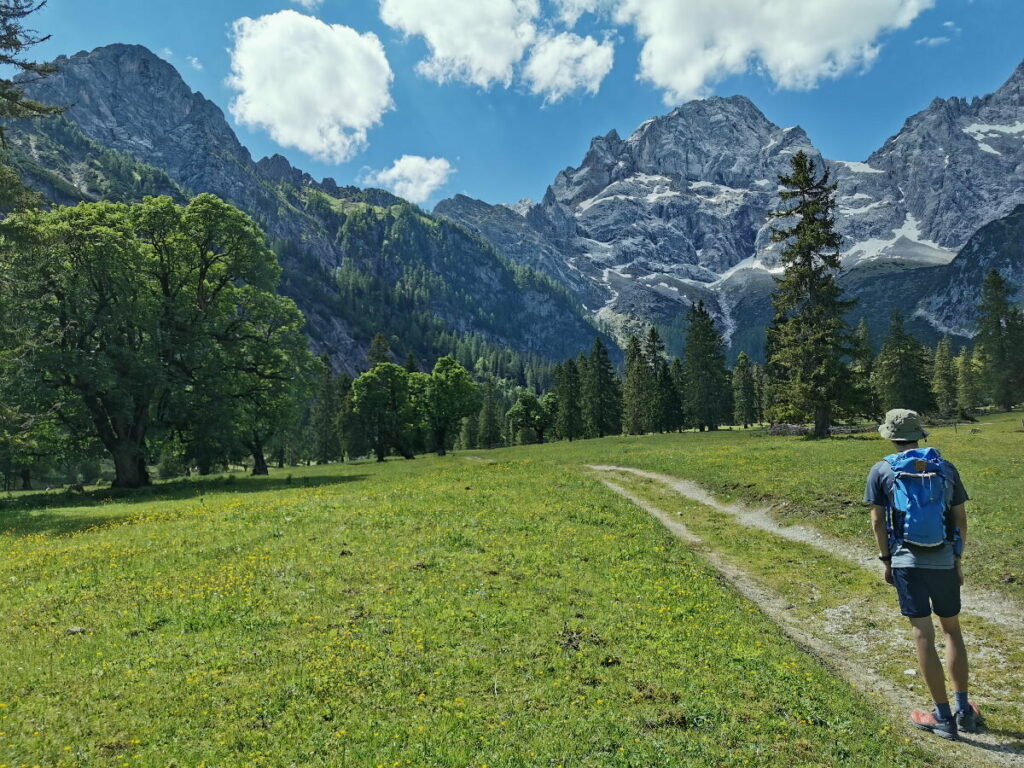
[436,59,1024,355]
[9,43,613,375]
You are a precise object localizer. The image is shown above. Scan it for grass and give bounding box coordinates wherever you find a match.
[475,411,1024,600]
[603,470,1024,748]
[0,456,940,767]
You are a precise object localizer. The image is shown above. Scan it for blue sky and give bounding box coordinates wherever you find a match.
[32,0,1024,207]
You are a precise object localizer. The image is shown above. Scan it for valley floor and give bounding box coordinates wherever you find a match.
[1,414,1022,767]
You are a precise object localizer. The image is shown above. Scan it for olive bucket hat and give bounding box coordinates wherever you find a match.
[878,408,929,442]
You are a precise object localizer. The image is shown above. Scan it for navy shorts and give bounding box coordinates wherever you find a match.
[892,567,961,619]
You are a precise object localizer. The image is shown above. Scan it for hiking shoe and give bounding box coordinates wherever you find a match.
[956,702,982,733]
[910,709,958,740]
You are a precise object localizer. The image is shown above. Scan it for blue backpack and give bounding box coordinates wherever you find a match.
[884,447,960,553]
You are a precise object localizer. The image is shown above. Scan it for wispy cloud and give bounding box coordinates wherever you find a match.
[915,35,950,47]
[187,56,203,71]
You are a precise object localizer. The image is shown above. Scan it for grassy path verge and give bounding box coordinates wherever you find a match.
[590,464,1024,633]
[591,466,1024,766]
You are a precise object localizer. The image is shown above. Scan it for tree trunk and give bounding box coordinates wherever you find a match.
[435,427,447,457]
[813,407,830,439]
[20,467,31,491]
[197,458,212,476]
[112,443,150,488]
[252,445,269,476]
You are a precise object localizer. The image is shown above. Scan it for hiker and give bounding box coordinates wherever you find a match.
[865,408,980,740]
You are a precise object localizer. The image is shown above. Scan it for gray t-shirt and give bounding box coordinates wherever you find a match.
[864,455,968,569]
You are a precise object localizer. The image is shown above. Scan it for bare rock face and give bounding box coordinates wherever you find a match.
[15,44,610,373]
[916,205,1024,335]
[435,61,1024,355]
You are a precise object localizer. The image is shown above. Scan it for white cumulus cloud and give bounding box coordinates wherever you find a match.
[187,56,203,71]
[613,0,933,104]
[379,0,539,88]
[523,33,614,103]
[361,155,454,204]
[552,0,607,26]
[227,10,394,163]
[291,0,323,8]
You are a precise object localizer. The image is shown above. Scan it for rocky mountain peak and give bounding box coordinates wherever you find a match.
[23,44,250,190]
[990,58,1024,105]
[256,154,308,187]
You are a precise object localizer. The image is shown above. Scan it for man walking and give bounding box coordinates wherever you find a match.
[865,409,980,740]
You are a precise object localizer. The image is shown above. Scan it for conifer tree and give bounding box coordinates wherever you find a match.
[621,336,649,435]
[766,151,853,437]
[931,337,957,418]
[0,1,62,145]
[582,337,621,437]
[872,311,933,414]
[658,361,684,432]
[476,380,504,449]
[976,269,1024,410]
[670,357,689,429]
[849,318,879,419]
[554,358,584,441]
[367,333,392,366]
[643,327,671,431]
[955,348,981,419]
[751,363,767,425]
[682,301,728,431]
[732,352,757,428]
[310,358,343,463]
[403,352,420,373]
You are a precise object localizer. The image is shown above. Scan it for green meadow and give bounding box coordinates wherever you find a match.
[2,414,1021,767]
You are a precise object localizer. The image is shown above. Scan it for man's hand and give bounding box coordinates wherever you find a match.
[884,564,894,586]
[956,558,964,586]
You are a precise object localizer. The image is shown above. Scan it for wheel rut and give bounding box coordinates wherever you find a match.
[592,467,1024,767]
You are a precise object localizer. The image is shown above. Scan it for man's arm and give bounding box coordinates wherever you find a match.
[870,504,894,585]
[952,502,966,584]
[951,503,967,551]
[870,504,890,556]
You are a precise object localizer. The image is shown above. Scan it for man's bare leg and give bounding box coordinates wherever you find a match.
[910,616,949,705]
[938,614,968,694]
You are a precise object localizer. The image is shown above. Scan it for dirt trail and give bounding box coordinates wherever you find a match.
[590,464,1024,634]
[596,475,1024,767]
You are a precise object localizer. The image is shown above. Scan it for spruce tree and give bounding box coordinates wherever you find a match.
[643,327,671,432]
[476,380,504,449]
[955,348,981,419]
[621,336,649,435]
[310,358,343,463]
[670,357,689,429]
[766,151,853,437]
[872,310,933,414]
[976,269,1024,410]
[554,358,584,441]
[931,337,957,418]
[0,1,62,145]
[583,337,622,437]
[732,352,757,428]
[682,301,728,431]
[849,318,879,419]
[403,352,420,372]
[751,363,767,425]
[659,361,684,432]
[367,333,392,366]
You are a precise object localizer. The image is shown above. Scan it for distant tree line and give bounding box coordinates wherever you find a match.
[1,10,1022,490]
